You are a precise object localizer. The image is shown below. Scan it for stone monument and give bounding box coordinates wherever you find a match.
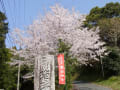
[34,55,55,90]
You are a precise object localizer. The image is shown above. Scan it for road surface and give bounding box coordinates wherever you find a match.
[72,81,112,90]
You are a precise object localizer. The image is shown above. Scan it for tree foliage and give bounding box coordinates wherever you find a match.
[84,2,120,79]
[11,4,106,65]
[0,12,16,90]
[103,47,120,77]
[0,12,8,48]
[98,18,120,46]
[85,2,120,27]
[11,50,34,90]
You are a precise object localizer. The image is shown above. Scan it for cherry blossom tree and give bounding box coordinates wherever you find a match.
[10,4,107,90]
[10,4,106,65]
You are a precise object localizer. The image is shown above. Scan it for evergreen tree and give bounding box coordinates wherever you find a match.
[0,12,16,90]
[85,2,120,27]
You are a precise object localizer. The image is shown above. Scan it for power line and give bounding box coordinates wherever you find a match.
[0,0,6,14]
[0,0,17,48]
[18,0,21,27]
[0,0,28,48]
[23,0,26,31]
[13,0,17,27]
[7,0,16,28]
[0,0,3,11]
[0,0,12,47]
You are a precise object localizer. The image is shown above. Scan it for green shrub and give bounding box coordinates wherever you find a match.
[103,47,120,77]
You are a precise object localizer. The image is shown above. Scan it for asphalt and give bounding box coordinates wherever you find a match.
[72,81,112,90]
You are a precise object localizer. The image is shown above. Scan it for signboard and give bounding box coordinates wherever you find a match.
[57,54,65,85]
[34,55,55,90]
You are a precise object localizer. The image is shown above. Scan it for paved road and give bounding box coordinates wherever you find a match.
[72,81,112,90]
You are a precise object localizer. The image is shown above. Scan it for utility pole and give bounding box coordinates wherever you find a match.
[17,62,21,90]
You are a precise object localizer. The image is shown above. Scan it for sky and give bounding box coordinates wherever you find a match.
[0,0,120,48]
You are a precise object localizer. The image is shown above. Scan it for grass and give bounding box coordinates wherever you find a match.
[95,76,120,90]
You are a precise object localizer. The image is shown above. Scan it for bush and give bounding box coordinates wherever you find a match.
[103,47,120,77]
